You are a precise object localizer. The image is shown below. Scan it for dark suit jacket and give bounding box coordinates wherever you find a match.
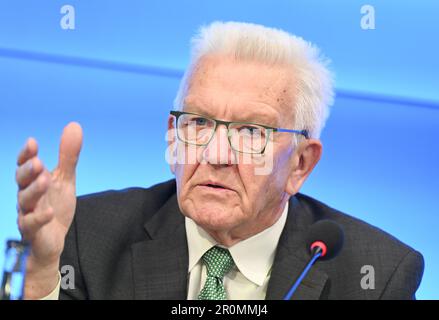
[59,179,424,300]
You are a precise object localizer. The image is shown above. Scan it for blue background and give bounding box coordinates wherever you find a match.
[0,1,438,299]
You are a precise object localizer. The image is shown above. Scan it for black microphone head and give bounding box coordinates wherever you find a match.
[306,220,344,260]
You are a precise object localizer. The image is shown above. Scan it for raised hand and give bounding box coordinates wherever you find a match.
[15,122,83,299]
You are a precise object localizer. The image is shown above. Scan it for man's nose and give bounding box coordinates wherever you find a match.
[201,125,236,165]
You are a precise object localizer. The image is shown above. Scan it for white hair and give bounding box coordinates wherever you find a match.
[174,21,334,139]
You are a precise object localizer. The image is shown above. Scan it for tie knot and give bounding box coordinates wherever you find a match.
[202,246,235,278]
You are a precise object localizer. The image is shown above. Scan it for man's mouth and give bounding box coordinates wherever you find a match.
[198,181,234,192]
[205,184,225,189]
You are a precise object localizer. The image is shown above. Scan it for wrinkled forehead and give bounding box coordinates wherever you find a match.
[184,54,297,126]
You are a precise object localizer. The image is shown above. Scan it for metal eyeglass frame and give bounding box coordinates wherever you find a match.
[170,110,309,154]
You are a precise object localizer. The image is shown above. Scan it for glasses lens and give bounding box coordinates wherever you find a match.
[177,114,215,145]
[229,123,268,153]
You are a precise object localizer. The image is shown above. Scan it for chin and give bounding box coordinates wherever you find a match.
[186,204,242,232]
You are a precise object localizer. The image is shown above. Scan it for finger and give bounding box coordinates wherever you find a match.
[16,156,44,190]
[17,170,51,214]
[17,138,38,166]
[18,207,54,241]
[58,122,83,180]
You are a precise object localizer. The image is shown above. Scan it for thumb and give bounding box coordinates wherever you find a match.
[58,122,83,180]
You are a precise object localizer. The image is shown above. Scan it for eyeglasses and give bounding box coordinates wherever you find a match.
[170,111,309,154]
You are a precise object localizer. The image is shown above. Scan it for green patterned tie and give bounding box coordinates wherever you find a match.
[198,246,235,300]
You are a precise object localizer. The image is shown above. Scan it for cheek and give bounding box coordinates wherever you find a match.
[235,163,266,205]
[174,143,204,179]
[175,162,198,192]
[269,146,295,192]
[242,144,293,197]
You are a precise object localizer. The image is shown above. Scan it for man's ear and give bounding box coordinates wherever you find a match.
[285,139,322,195]
[167,115,177,174]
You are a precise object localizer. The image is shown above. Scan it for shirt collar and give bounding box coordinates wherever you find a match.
[185,202,289,286]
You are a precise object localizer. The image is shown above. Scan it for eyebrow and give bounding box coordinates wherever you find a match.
[183,105,280,127]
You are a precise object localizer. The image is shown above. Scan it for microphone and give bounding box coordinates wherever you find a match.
[283,220,344,300]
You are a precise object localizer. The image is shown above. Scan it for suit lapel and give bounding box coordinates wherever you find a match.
[265,245,328,300]
[131,194,189,300]
[266,196,328,300]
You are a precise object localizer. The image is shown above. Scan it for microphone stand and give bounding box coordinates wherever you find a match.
[283,246,323,300]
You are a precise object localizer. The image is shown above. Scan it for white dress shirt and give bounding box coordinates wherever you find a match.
[186,202,288,300]
[41,202,289,300]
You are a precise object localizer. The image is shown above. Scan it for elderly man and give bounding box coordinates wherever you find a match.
[16,21,423,300]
